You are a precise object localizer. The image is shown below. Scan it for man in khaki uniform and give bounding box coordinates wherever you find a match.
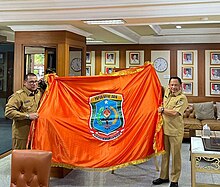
[153,77,188,187]
[5,73,42,149]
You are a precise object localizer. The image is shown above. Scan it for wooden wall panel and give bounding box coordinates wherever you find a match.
[144,48,151,62]
[170,50,177,76]
[15,31,85,46]
[120,49,126,68]
[198,49,205,96]
[14,42,24,91]
[81,47,86,76]
[95,50,101,75]
[57,43,69,76]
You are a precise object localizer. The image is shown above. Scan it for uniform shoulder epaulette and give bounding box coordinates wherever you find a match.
[15,89,24,94]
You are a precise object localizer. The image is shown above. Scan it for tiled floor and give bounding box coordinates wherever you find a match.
[1,142,220,187]
[0,119,12,154]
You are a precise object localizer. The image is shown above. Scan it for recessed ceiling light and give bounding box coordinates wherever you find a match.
[176,25,182,29]
[83,19,125,25]
[86,40,104,43]
[86,37,94,41]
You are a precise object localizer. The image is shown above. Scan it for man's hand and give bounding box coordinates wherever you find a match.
[28,113,39,120]
[158,107,164,113]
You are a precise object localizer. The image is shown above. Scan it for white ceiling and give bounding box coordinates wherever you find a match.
[1,0,220,44]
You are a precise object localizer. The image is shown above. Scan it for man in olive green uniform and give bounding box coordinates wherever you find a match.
[153,77,188,187]
[5,73,42,149]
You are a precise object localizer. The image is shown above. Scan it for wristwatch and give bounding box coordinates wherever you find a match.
[26,113,30,119]
[161,107,164,113]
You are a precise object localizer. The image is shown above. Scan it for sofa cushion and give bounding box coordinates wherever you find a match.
[201,119,220,130]
[216,102,220,120]
[194,102,215,120]
[183,105,195,118]
[184,118,202,129]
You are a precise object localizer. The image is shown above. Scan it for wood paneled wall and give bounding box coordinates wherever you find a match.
[87,44,220,103]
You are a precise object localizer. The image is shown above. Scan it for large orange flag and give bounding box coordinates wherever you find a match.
[30,64,164,171]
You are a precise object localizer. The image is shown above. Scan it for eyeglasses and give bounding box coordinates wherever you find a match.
[27,80,38,84]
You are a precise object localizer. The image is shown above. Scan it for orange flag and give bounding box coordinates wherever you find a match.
[31,64,164,171]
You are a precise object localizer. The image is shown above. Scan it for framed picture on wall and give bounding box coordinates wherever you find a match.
[129,52,140,65]
[210,67,220,80]
[182,52,193,65]
[210,82,220,95]
[105,66,114,74]
[210,52,220,65]
[0,79,3,91]
[182,82,193,95]
[182,67,193,80]
[0,66,3,77]
[86,66,91,76]
[105,52,115,65]
[86,52,91,64]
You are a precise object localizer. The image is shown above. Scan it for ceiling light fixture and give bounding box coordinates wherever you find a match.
[83,19,125,25]
[86,37,94,41]
[176,25,182,29]
[86,40,104,43]
[201,17,209,21]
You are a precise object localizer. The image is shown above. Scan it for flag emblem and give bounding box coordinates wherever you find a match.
[89,93,125,141]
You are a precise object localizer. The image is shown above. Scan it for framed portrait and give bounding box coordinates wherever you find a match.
[210,67,220,80]
[210,52,220,65]
[86,52,91,64]
[182,67,193,80]
[210,82,220,95]
[105,52,115,65]
[0,79,3,91]
[182,52,193,65]
[86,66,91,76]
[129,52,140,65]
[0,53,4,64]
[182,82,193,95]
[0,65,3,77]
[105,66,114,74]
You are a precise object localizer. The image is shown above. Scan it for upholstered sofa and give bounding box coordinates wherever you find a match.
[183,102,220,138]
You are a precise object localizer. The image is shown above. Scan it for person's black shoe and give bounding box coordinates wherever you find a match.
[152,178,169,185]
[170,182,178,187]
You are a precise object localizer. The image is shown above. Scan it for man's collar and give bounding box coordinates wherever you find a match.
[168,89,182,97]
[23,87,38,96]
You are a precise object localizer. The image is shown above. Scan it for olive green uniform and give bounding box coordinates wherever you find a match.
[160,88,188,182]
[5,87,42,149]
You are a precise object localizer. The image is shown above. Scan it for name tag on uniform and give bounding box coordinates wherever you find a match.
[24,100,30,104]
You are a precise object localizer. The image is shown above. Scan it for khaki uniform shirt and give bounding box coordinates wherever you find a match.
[5,87,42,139]
[162,88,188,136]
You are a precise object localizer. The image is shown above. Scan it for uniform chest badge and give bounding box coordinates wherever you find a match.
[177,100,183,105]
[89,93,125,141]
